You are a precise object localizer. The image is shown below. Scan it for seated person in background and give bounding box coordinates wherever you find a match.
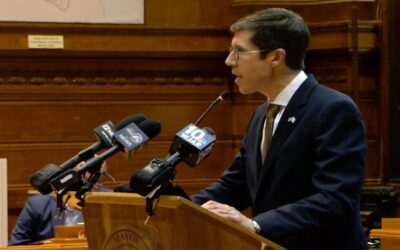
[9,161,111,245]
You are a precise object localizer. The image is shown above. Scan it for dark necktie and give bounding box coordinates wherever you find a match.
[261,104,281,164]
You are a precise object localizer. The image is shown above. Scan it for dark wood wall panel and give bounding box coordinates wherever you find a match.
[3,139,237,196]
[387,0,400,183]
[365,141,381,182]
[0,100,236,143]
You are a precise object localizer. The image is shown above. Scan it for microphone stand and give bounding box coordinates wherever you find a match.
[143,174,169,225]
[75,171,102,207]
[143,154,189,223]
[55,187,70,220]
[145,180,190,217]
[56,189,67,209]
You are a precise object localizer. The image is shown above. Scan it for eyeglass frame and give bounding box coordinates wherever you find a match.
[228,47,270,61]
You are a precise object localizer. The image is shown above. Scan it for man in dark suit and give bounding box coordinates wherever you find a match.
[9,194,71,245]
[9,162,111,245]
[191,8,368,250]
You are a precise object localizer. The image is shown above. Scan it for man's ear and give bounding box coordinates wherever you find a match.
[270,48,286,67]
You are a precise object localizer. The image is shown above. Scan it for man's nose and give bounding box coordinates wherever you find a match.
[225,53,236,67]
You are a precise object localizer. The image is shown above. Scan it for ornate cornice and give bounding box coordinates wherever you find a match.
[0,71,226,86]
[311,67,348,85]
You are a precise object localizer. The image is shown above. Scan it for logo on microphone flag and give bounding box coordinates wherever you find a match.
[114,123,149,152]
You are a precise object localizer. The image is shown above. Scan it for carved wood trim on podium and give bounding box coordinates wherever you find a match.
[82,193,285,250]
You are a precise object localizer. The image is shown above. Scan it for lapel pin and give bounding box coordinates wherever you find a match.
[288,116,296,124]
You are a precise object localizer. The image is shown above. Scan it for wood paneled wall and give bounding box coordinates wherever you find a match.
[0,0,388,235]
[386,0,400,183]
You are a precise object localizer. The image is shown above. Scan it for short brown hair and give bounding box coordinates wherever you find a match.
[230,8,310,70]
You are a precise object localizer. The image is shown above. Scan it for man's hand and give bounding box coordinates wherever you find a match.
[201,200,255,232]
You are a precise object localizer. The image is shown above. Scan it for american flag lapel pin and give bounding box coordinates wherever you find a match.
[288,116,296,124]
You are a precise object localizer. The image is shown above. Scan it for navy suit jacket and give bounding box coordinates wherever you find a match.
[191,75,368,250]
[9,195,61,245]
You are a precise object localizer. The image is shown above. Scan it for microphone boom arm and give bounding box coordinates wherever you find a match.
[194,90,230,126]
[194,99,219,126]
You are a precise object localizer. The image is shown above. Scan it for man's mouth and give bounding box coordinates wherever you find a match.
[233,73,242,83]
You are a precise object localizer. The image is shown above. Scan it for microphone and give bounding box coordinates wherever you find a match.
[168,91,229,167]
[168,125,216,167]
[50,119,161,192]
[129,91,229,196]
[59,114,146,170]
[194,90,231,126]
[29,114,146,194]
[129,127,215,196]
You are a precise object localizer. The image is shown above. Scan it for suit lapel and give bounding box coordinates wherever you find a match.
[246,103,268,199]
[256,76,318,194]
[254,103,268,177]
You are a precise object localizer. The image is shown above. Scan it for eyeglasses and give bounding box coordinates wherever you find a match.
[228,47,270,61]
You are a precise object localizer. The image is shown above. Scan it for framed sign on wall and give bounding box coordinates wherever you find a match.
[0,0,144,24]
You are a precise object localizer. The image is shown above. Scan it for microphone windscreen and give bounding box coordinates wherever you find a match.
[115,114,146,130]
[219,90,231,100]
[29,164,62,194]
[138,119,161,139]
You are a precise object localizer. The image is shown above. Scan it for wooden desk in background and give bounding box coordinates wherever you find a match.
[370,218,400,250]
[0,225,87,250]
[0,241,87,250]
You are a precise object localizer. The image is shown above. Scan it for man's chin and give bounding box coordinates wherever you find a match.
[237,86,252,95]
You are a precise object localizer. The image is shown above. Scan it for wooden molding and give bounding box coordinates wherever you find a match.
[232,0,376,6]
[0,72,226,87]
[311,67,348,85]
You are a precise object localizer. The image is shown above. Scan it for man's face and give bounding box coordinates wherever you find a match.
[225,30,271,95]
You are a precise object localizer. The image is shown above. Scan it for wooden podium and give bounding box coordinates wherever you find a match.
[82,192,284,250]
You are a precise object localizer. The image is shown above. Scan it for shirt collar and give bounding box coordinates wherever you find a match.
[270,70,307,107]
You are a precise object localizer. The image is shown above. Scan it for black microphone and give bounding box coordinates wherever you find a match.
[168,90,229,167]
[59,114,146,170]
[168,125,216,167]
[128,91,228,196]
[130,128,215,197]
[129,152,180,196]
[194,90,231,126]
[50,119,161,192]
[29,114,146,194]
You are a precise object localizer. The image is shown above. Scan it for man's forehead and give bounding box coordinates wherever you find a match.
[231,30,256,49]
